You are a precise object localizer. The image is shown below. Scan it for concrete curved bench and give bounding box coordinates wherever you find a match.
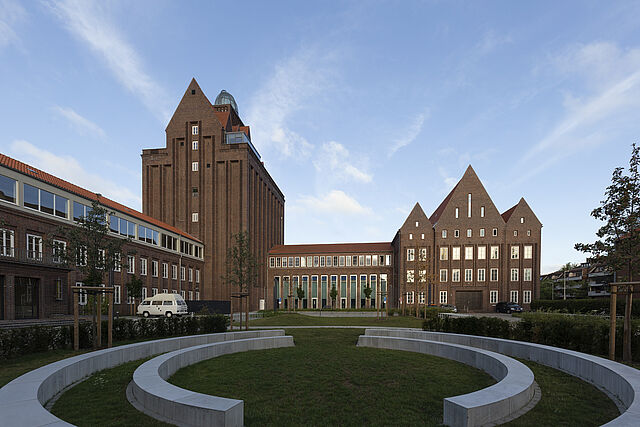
[357,334,535,427]
[364,329,640,426]
[129,335,294,426]
[0,330,285,427]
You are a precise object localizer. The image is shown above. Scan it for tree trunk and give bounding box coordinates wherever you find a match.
[623,285,633,362]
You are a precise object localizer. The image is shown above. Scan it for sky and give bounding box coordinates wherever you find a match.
[1,0,639,274]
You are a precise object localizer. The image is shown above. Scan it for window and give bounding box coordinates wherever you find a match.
[162,262,168,278]
[492,228,498,236]
[152,260,158,277]
[440,269,447,282]
[468,193,472,217]
[276,257,281,267]
[479,228,485,237]
[326,256,332,267]
[27,234,42,260]
[114,253,121,272]
[192,125,198,135]
[467,229,472,237]
[314,256,319,267]
[114,285,121,305]
[192,162,199,171]
[22,184,68,218]
[407,291,414,304]
[283,257,288,268]
[0,174,17,204]
[477,246,486,260]
[409,233,413,240]
[196,269,200,283]
[440,247,448,260]
[514,230,518,237]
[511,268,519,281]
[524,245,533,259]
[269,257,275,268]
[490,268,498,281]
[452,269,460,282]
[524,268,532,281]
[55,278,63,300]
[192,212,198,222]
[510,290,518,303]
[52,239,66,263]
[527,230,531,236]
[152,288,158,296]
[164,289,169,294]
[442,230,447,238]
[455,207,459,218]
[0,228,14,256]
[196,291,200,300]
[345,255,351,266]
[372,254,378,266]
[407,248,415,261]
[481,206,485,217]
[440,291,447,304]
[127,255,135,273]
[77,282,87,305]
[452,247,460,260]
[359,255,364,266]
[520,217,525,224]
[490,290,498,304]
[339,256,345,266]
[478,268,486,281]
[138,225,159,245]
[296,257,301,267]
[511,246,519,259]
[180,266,186,281]
[465,246,473,260]
[419,248,426,261]
[386,255,391,266]
[415,221,419,227]
[454,229,460,238]
[306,256,312,267]
[172,264,178,279]
[188,291,193,300]
[73,201,89,221]
[523,290,532,304]
[76,246,87,266]
[110,216,136,238]
[406,270,414,283]
[465,269,473,282]
[421,233,425,240]
[490,246,499,259]
[140,258,148,275]
[192,140,198,150]
[189,268,193,282]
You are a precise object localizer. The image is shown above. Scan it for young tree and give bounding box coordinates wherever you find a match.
[127,275,144,315]
[330,286,338,309]
[53,199,127,348]
[576,143,640,362]
[296,285,305,310]
[363,285,373,308]
[222,231,259,330]
[540,278,555,300]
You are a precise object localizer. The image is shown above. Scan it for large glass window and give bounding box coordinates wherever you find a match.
[23,184,39,210]
[1,228,15,256]
[73,201,89,221]
[0,174,16,204]
[40,189,54,215]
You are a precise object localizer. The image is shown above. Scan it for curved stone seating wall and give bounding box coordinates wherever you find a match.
[0,330,285,427]
[130,335,295,427]
[364,329,640,426]
[357,334,535,427]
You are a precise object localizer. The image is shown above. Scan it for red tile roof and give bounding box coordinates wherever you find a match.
[269,242,393,255]
[213,111,230,130]
[0,153,201,243]
[501,203,518,222]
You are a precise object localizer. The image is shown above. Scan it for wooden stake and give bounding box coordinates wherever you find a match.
[609,284,617,360]
[97,292,102,348]
[73,290,79,351]
[108,292,113,348]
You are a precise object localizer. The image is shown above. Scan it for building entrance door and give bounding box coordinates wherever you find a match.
[15,277,39,319]
[341,297,346,309]
[456,290,483,312]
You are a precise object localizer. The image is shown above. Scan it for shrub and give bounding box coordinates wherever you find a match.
[531,299,640,317]
[0,314,228,361]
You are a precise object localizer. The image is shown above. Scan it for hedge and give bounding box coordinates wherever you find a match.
[0,314,228,360]
[423,313,640,362]
[531,298,640,317]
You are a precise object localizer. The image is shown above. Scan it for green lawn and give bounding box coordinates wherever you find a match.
[170,328,494,426]
[1,348,85,388]
[250,312,425,328]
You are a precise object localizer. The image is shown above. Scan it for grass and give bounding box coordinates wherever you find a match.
[170,328,495,426]
[51,357,172,427]
[250,312,425,328]
[1,348,85,388]
[505,360,620,426]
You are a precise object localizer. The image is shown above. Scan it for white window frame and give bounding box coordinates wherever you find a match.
[127,255,135,274]
[152,288,158,296]
[172,264,178,280]
[490,268,498,282]
[481,206,485,217]
[452,246,460,260]
[479,228,485,237]
[406,270,414,283]
[192,140,198,150]
[464,268,473,282]
[114,285,121,305]
[492,228,498,236]
[511,246,519,259]
[440,269,447,282]
[452,269,460,282]
[0,228,15,257]
[477,268,486,282]
[52,239,66,264]
[192,162,199,172]
[511,268,519,281]
[162,262,168,278]
[454,229,460,238]
[523,290,532,304]
[524,268,532,282]
[510,290,518,303]
[442,230,447,238]
[140,258,148,276]
[192,125,199,135]
[26,233,43,260]
[477,246,486,260]
[180,266,186,281]
[440,247,448,260]
[439,291,447,304]
[152,260,158,277]
[407,248,415,261]
[192,212,199,222]
[196,269,200,283]
[465,246,473,260]
[490,290,498,304]
[490,246,499,259]
[466,229,472,238]
[524,245,533,259]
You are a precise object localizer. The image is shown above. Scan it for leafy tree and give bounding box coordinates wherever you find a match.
[540,278,555,300]
[296,285,305,310]
[330,286,338,309]
[576,143,640,362]
[222,231,259,330]
[127,275,144,313]
[363,285,373,308]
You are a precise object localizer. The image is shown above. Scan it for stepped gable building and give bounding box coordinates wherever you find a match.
[268,166,542,312]
[142,79,284,310]
[0,154,204,320]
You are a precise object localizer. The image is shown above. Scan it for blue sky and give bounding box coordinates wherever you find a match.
[1,0,639,273]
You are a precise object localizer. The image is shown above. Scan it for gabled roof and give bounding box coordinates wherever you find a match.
[401,202,431,229]
[501,203,518,222]
[0,153,201,243]
[269,242,393,255]
[502,197,542,226]
[429,181,459,225]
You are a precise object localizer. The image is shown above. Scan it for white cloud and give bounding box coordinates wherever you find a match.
[46,0,170,120]
[52,106,106,138]
[291,190,372,216]
[313,141,372,184]
[9,140,142,209]
[518,42,640,181]
[388,112,427,156]
[246,48,336,160]
[477,30,513,55]
[0,0,26,50]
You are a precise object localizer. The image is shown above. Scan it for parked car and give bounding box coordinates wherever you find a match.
[440,304,458,313]
[137,293,188,318]
[495,302,523,314]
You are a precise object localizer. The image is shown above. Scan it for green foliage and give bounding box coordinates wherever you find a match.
[222,231,259,293]
[127,275,144,301]
[296,286,305,301]
[531,298,640,317]
[363,286,373,299]
[0,315,228,360]
[539,279,554,300]
[423,313,640,361]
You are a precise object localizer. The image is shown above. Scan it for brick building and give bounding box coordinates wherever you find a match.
[0,154,204,320]
[268,166,542,312]
[142,80,284,311]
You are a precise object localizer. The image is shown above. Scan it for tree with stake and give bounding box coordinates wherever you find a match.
[127,275,144,315]
[296,284,305,310]
[223,231,259,330]
[363,284,373,308]
[576,143,640,362]
[330,286,338,310]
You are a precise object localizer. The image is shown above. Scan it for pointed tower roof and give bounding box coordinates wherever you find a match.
[429,165,476,224]
[401,202,431,229]
[166,78,217,131]
[502,197,542,226]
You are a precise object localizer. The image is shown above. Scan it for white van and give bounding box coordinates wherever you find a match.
[137,293,188,318]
